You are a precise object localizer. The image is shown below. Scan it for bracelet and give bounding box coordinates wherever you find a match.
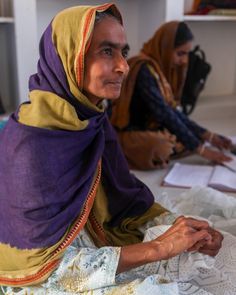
[199,145,205,155]
[208,132,214,143]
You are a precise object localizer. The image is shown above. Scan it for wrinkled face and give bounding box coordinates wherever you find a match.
[172,41,192,67]
[83,16,130,105]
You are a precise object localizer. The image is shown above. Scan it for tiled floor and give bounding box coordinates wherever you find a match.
[132,94,236,200]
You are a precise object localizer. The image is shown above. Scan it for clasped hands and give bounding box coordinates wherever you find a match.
[152,216,223,260]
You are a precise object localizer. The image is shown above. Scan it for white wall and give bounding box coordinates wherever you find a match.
[137,0,165,51]
[0,24,16,110]
[13,0,38,104]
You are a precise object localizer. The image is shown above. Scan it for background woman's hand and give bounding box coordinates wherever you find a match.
[154,130,176,164]
[197,146,232,164]
[202,131,232,150]
[151,216,212,260]
[211,134,232,150]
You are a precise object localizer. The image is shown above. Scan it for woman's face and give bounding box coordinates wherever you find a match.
[83,16,130,105]
[172,41,192,67]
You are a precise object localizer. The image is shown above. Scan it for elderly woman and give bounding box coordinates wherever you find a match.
[0,4,236,295]
[111,21,232,170]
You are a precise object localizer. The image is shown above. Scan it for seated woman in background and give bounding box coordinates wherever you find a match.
[1,4,236,295]
[111,21,232,170]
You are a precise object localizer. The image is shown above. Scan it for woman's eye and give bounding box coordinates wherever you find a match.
[122,49,129,59]
[103,48,112,56]
[177,51,187,57]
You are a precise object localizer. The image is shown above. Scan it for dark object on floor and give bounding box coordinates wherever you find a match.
[181,45,211,115]
[231,145,236,155]
[0,95,5,114]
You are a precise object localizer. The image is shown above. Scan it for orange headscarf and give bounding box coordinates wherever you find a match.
[142,21,188,102]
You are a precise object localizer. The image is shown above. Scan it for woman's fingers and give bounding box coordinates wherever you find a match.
[202,147,232,163]
[213,134,232,150]
[187,237,209,252]
[174,216,209,230]
[157,217,223,259]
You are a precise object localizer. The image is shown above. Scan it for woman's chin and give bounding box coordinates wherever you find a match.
[106,90,122,100]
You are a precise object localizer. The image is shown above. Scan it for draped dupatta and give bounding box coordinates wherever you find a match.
[0,4,167,287]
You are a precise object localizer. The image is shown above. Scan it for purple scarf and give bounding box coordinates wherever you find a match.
[0,21,154,250]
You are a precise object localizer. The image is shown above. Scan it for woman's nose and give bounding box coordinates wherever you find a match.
[115,55,129,75]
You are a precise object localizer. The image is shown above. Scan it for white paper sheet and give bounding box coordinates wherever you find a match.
[163,163,212,188]
[209,165,236,191]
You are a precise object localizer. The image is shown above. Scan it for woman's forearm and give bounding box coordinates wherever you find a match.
[116,241,165,274]
[201,130,212,142]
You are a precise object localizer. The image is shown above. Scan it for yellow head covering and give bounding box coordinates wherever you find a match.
[18,3,122,130]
